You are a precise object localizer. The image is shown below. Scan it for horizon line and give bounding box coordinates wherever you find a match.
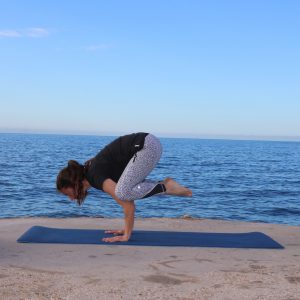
[0,128,300,143]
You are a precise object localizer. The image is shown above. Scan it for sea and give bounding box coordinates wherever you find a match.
[0,133,300,226]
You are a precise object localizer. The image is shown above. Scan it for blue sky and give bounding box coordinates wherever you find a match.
[0,0,299,139]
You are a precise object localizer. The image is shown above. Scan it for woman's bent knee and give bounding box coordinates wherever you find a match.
[115,184,130,201]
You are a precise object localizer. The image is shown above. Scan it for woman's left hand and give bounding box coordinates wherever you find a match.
[102,235,129,243]
[104,229,124,235]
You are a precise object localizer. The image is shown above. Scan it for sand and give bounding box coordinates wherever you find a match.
[0,217,299,300]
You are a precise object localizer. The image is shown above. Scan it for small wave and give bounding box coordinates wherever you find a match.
[34,212,104,218]
[262,207,300,216]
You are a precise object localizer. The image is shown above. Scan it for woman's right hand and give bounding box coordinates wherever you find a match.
[104,229,124,235]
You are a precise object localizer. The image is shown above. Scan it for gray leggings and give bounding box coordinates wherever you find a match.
[115,134,163,201]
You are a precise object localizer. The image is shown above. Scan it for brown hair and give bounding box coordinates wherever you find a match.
[56,160,88,205]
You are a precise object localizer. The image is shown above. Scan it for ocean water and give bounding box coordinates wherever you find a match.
[0,133,300,226]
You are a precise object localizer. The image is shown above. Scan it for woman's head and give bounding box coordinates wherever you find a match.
[56,160,87,205]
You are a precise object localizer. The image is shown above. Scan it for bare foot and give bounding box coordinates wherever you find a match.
[163,177,192,197]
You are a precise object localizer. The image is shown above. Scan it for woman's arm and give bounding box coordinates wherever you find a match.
[102,178,135,242]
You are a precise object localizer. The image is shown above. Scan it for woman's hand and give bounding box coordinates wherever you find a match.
[104,229,124,235]
[102,235,129,243]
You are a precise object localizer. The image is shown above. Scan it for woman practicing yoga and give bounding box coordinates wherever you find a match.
[56,132,192,243]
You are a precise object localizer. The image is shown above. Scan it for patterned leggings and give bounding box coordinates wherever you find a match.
[115,134,165,201]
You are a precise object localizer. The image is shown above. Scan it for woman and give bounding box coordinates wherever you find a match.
[56,132,192,243]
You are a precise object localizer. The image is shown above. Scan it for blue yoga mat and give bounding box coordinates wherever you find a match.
[17,226,284,249]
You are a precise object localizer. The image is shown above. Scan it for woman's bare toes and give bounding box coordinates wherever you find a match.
[163,177,192,197]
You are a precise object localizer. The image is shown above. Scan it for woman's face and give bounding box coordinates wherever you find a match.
[60,187,76,201]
